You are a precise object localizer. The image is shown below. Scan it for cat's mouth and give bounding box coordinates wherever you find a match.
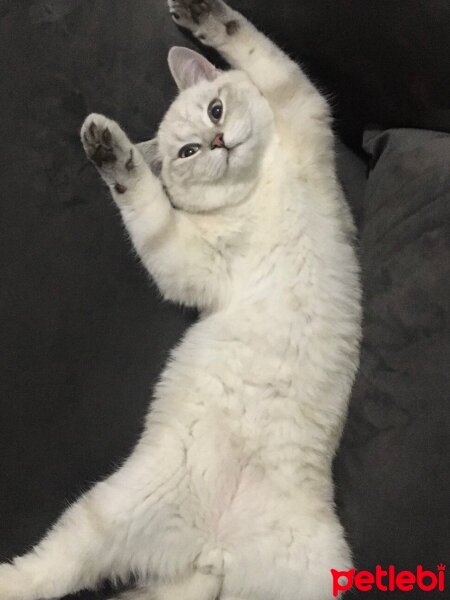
[213,138,245,155]
[219,127,251,156]
[225,141,241,158]
[229,140,245,152]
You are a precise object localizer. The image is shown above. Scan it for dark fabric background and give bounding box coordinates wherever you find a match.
[0,1,449,599]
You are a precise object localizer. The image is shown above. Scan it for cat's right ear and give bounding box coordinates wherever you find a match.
[137,139,162,176]
[168,46,218,91]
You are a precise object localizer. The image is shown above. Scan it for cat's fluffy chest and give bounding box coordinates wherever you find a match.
[156,173,354,431]
[190,168,318,309]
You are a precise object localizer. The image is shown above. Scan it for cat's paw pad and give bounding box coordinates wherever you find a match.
[81,114,140,191]
[81,114,132,169]
[168,0,229,30]
[168,0,212,26]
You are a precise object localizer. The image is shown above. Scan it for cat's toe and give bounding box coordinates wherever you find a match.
[168,0,214,27]
[167,0,192,27]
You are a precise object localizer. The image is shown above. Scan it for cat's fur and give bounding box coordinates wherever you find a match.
[0,1,362,599]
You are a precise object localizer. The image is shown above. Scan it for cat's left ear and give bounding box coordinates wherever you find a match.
[168,47,218,91]
[137,139,162,176]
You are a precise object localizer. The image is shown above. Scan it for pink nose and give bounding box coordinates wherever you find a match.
[211,133,225,149]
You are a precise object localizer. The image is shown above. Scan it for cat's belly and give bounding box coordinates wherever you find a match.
[153,373,336,548]
[149,297,358,547]
[178,422,280,543]
[178,422,333,551]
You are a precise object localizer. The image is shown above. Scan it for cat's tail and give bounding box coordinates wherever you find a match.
[170,570,222,600]
[117,548,223,600]
[108,570,221,600]
[190,547,224,600]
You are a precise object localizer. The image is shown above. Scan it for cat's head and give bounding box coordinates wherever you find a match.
[149,47,275,213]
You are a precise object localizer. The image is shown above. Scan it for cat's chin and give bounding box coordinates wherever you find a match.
[165,138,260,213]
[168,174,257,214]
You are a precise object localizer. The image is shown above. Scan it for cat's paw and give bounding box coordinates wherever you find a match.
[81,114,143,194]
[168,0,213,28]
[168,0,233,36]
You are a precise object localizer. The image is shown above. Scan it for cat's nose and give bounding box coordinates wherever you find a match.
[211,133,226,150]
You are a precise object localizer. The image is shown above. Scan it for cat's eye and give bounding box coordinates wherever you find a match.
[208,99,223,123]
[178,143,201,159]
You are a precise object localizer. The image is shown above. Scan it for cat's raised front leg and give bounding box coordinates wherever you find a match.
[81,114,230,310]
[168,0,326,109]
[81,113,166,213]
[168,0,331,166]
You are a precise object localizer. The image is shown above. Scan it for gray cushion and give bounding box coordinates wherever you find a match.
[335,140,367,226]
[335,128,450,573]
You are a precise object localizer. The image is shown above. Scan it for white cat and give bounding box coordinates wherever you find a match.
[0,1,362,599]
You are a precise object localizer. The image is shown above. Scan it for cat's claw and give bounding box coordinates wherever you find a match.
[81,114,141,192]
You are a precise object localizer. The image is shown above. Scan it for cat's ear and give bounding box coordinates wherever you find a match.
[168,47,218,91]
[137,139,162,176]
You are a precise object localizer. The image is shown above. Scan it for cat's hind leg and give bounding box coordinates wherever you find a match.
[0,429,200,600]
[0,482,118,600]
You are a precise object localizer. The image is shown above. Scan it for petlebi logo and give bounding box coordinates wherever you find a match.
[331,563,446,596]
